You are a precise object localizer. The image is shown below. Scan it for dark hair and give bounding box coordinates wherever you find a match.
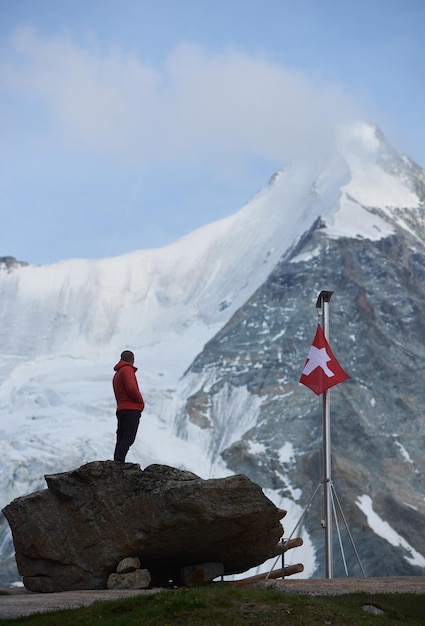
[120,350,135,363]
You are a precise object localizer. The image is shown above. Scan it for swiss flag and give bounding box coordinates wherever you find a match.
[300,323,349,395]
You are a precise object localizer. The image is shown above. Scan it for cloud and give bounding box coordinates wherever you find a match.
[1,27,359,173]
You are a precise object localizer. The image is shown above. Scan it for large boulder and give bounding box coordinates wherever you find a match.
[2,462,285,592]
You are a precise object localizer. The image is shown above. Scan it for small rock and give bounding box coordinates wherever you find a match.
[362,604,384,616]
[180,562,224,586]
[117,556,141,574]
[107,568,151,590]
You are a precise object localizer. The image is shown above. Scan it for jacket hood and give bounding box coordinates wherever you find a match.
[114,360,138,372]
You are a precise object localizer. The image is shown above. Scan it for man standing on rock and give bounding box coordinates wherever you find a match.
[112,350,145,463]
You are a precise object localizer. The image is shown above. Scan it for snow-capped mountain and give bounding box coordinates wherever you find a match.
[1,121,425,584]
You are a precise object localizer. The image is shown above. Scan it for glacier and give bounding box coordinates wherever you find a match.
[1,120,424,584]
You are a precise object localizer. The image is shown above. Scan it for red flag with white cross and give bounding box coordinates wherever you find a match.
[300,323,349,395]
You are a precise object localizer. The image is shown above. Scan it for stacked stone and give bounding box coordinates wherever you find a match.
[107,557,151,590]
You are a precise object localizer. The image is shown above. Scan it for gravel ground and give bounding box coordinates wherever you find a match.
[1,577,425,620]
[260,576,425,595]
[0,587,161,619]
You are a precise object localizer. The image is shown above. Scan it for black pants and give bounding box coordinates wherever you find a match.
[114,409,141,462]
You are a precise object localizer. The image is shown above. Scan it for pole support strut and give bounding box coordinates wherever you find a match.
[316,290,334,578]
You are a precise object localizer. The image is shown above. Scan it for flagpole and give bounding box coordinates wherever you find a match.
[316,290,334,579]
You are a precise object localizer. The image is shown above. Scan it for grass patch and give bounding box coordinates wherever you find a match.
[1,584,425,625]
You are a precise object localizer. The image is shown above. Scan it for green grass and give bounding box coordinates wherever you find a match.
[1,584,425,625]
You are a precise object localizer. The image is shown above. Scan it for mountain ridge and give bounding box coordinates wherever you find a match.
[1,120,425,583]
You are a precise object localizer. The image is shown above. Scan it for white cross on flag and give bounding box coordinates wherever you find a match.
[300,323,349,395]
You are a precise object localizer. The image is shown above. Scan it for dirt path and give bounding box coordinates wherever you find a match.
[1,577,425,620]
[0,587,160,620]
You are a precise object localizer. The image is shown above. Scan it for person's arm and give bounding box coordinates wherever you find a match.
[123,368,145,410]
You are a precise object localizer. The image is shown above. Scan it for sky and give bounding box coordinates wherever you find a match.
[1,0,424,265]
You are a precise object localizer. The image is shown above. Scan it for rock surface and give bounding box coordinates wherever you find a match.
[2,461,285,592]
[180,562,224,586]
[107,568,151,590]
[116,557,141,574]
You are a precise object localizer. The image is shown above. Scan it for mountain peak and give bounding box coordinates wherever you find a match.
[338,120,424,189]
[316,120,423,244]
[0,256,28,271]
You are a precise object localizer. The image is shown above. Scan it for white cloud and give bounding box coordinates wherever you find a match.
[1,27,359,172]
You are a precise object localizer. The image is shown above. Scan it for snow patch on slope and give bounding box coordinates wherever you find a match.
[356,495,425,569]
[324,193,395,240]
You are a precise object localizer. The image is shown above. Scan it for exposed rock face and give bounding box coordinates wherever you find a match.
[2,462,285,592]
[0,256,28,271]
[177,217,425,577]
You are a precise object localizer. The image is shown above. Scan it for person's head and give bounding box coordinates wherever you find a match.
[120,350,135,364]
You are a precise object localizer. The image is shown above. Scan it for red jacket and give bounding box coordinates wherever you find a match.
[113,360,145,413]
